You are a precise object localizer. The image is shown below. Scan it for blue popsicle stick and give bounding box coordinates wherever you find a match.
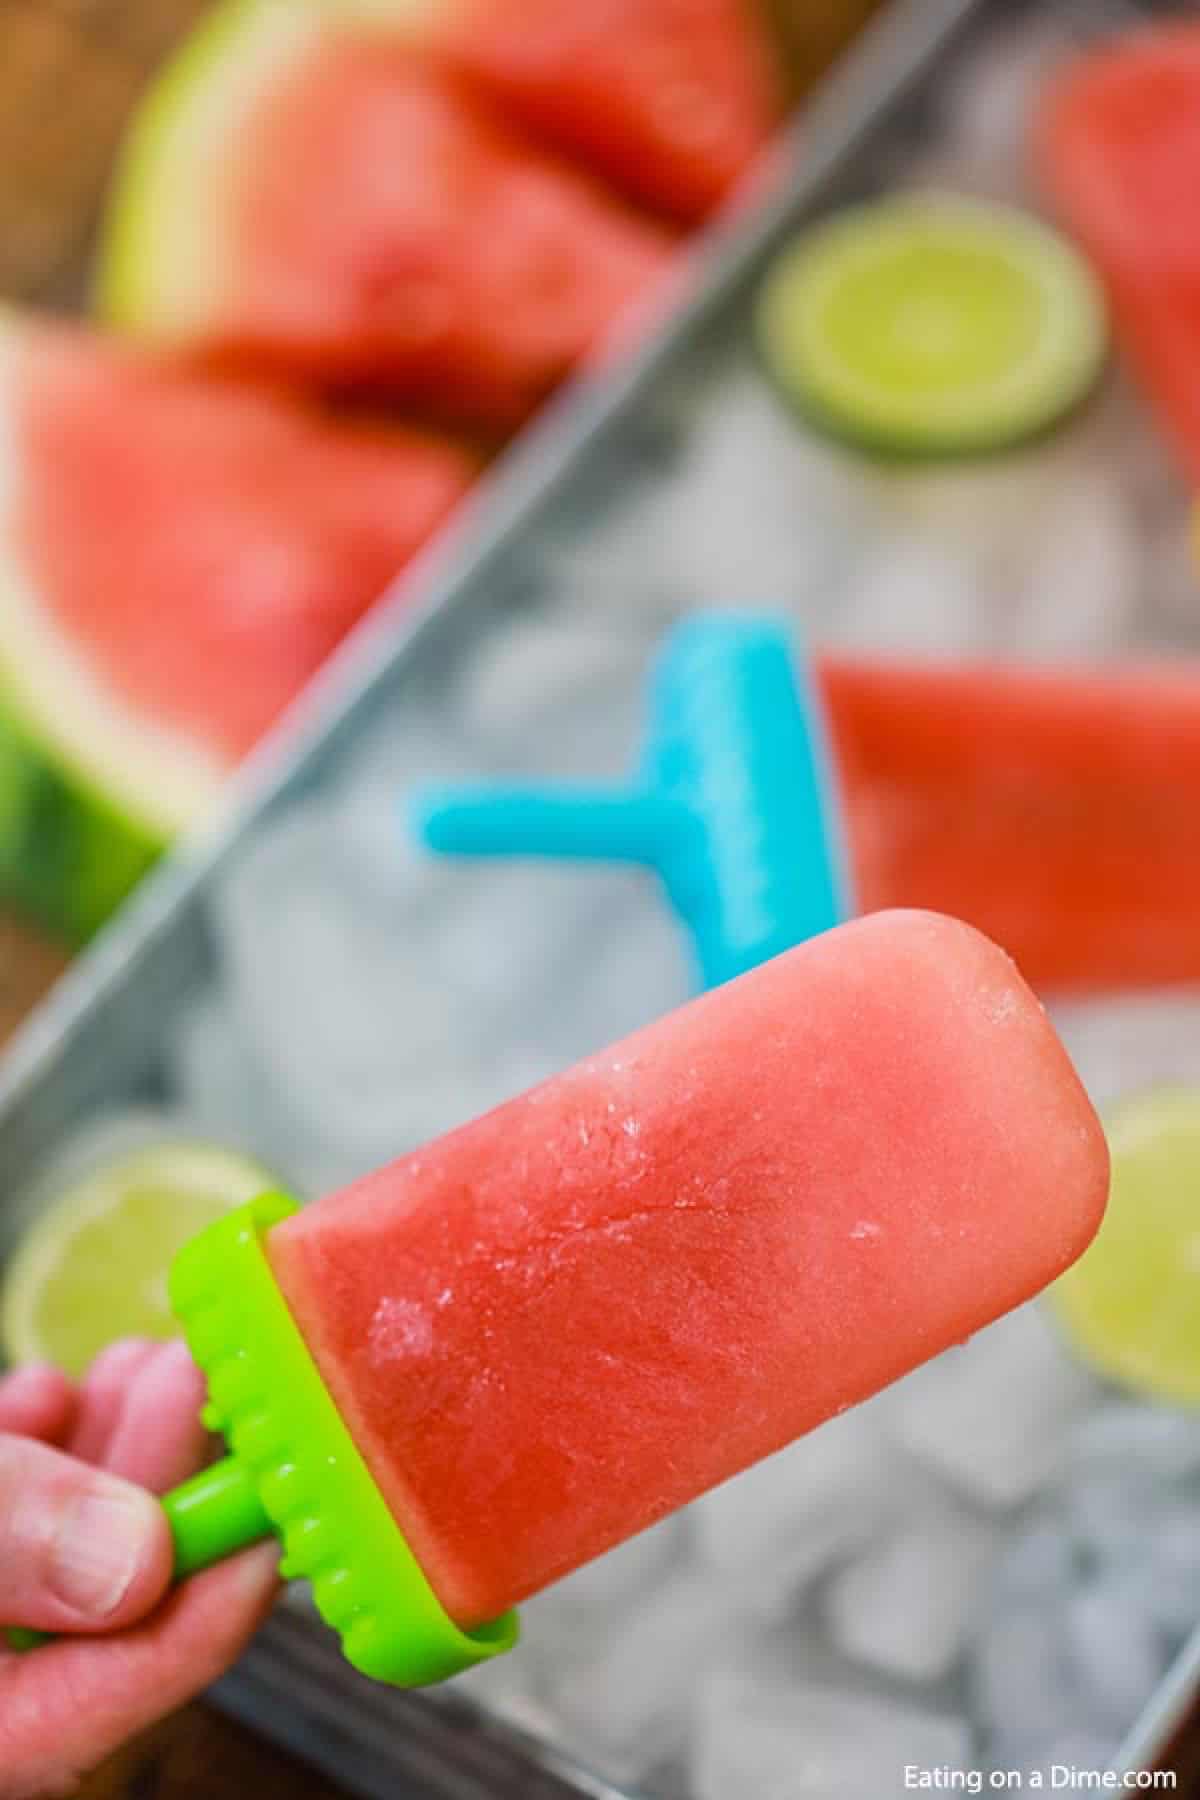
[412,613,854,993]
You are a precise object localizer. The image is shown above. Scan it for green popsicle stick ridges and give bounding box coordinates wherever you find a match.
[169,1191,518,1684]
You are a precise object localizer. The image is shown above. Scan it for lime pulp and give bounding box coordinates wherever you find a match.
[756,192,1108,456]
[1051,1088,1200,1406]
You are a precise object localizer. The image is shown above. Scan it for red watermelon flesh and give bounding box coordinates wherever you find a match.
[1039,27,1200,483]
[14,321,478,765]
[267,911,1106,1627]
[432,0,781,224]
[824,658,1200,994]
[219,45,675,431]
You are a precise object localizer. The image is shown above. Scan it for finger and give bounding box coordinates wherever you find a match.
[99,1340,209,1494]
[0,1544,279,1798]
[0,1434,172,1634]
[67,1339,160,1467]
[0,1367,78,1444]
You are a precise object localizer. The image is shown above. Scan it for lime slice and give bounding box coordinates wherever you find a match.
[756,193,1108,456]
[1,1137,275,1377]
[1050,1088,1200,1406]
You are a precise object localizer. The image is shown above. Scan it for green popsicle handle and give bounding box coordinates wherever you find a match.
[164,1454,274,1575]
[3,1456,272,1652]
[6,1193,518,1683]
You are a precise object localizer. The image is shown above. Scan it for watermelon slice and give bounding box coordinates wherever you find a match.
[98,2,674,431]
[429,0,781,223]
[0,312,476,939]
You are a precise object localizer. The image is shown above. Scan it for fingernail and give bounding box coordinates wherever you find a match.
[49,1484,158,1618]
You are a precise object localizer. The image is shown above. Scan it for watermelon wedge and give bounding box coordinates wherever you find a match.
[97,2,674,431]
[0,312,476,939]
[429,0,781,223]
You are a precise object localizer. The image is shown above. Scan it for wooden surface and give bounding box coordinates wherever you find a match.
[0,0,212,307]
[0,909,68,1049]
[74,1703,349,1800]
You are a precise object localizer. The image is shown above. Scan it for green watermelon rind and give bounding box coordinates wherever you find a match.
[0,676,163,942]
[0,545,227,940]
[0,337,224,939]
[97,0,322,333]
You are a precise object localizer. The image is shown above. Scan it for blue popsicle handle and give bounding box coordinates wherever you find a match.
[413,613,854,994]
[415,786,694,869]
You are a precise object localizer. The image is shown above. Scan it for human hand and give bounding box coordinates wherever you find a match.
[0,1340,280,1799]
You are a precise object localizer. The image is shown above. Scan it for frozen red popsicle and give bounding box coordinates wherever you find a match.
[822,659,1200,993]
[268,909,1107,1630]
[1038,25,1200,482]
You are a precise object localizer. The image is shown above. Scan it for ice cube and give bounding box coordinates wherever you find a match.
[886,1303,1097,1507]
[534,492,682,630]
[693,1401,901,1617]
[167,991,291,1170]
[1049,992,1200,1110]
[871,450,1062,600]
[167,990,360,1196]
[1016,470,1138,658]
[547,1567,737,1787]
[215,808,484,1167]
[969,1603,1082,1748]
[214,781,693,1184]
[526,877,693,1065]
[432,861,687,1053]
[1065,1402,1200,1487]
[1000,1736,1121,1790]
[990,1514,1078,1608]
[453,611,645,774]
[1139,1511,1200,1640]
[938,20,1075,200]
[694,1669,972,1800]
[1145,511,1200,650]
[518,1514,685,1646]
[350,697,687,1044]
[1065,1481,1200,1639]
[447,1523,688,1760]
[1066,1476,1148,1573]
[823,1503,998,1682]
[1065,1581,1166,1725]
[647,369,869,621]
[330,699,480,912]
[830,534,982,658]
[976,1495,1173,1742]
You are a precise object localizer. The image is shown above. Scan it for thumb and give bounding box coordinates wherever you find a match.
[0,1432,173,1633]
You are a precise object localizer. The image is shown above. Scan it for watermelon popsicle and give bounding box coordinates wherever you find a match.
[422,626,1200,996]
[1038,24,1200,485]
[825,658,1200,993]
[156,908,1108,1687]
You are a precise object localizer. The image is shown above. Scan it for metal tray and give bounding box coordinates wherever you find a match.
[0,0,991,1197]
[3,0,1194,1791]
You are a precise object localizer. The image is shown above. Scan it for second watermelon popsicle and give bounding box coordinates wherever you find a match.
[419,619,1200,997]
[248,909,1106,1647]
